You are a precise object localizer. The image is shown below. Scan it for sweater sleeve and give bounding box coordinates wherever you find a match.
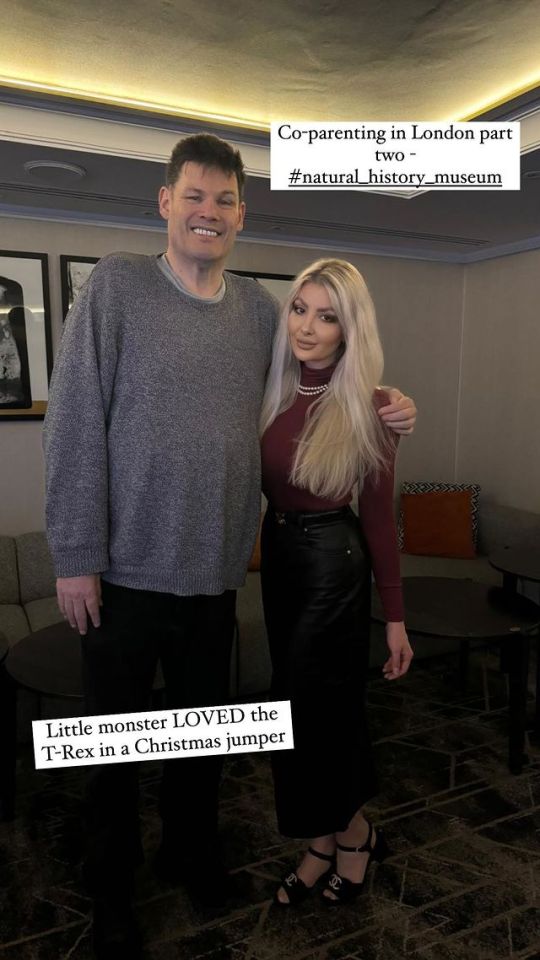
[357,391,404,622]
[42,260,119,577]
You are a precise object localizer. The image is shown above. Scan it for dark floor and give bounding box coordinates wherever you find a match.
[2,652,540,960]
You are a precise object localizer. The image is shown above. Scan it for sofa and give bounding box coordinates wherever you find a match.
[0,533,241,701]
[0,532,61,648]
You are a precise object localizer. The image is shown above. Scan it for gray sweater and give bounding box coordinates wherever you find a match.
[43,253,279,595]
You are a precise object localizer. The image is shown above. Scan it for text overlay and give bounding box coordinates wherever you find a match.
[271,122,520,192]
[33,701,294,769]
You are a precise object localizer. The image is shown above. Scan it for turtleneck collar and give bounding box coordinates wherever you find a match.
[299,360,338,386]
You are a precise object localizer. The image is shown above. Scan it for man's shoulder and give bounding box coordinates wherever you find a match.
[66,254,159,323]
[224,271,280,313]
[92,252,156,280]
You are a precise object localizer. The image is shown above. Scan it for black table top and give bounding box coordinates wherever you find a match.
[489,547,540,584]
[6,621,164,699]
[372,576,540,639]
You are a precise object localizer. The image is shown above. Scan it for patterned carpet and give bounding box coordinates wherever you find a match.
[1,651,540,959]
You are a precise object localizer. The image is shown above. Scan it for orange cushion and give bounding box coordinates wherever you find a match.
[400,490,475,558]
[248,526,262,571]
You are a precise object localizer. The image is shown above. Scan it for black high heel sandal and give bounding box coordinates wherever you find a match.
[274,847,335,906]
[322,823,389,906]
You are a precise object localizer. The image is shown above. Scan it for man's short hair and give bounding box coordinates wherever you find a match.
[166,134,246,199]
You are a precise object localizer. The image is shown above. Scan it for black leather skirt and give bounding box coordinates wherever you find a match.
[260,505,378,838]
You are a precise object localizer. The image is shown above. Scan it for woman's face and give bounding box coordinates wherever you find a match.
[288,281,343,369]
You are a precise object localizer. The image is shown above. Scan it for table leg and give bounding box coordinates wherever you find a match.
[0,664,17,821]
[500,637,511,674]
[458,639,470,689]
[503,572,518,593]
[535,633,540,737]
[507,634,530,775]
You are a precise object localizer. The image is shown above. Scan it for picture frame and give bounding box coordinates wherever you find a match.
[60,255,100,318]
[0,251,53,421]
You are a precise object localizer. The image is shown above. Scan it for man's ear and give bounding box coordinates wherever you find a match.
[236,200,246,232]
[158,185,171,221]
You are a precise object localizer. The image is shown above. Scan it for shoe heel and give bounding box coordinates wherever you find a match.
[371,829,390,863]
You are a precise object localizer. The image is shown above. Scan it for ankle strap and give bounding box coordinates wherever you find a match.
[307,846,334,862]
[336,822,373,854]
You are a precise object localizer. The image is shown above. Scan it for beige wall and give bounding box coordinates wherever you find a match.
[0,215,478,534]
[457,250,540,512]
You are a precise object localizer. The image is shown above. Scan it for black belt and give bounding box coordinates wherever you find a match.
[269,506,350,527]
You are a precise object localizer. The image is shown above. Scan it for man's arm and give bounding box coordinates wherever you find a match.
[43,259,118,634]
[377,387,417,435]
[57,574,102,635]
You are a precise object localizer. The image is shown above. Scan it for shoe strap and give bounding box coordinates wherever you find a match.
[336,822,373,854]
[307,846,334,862]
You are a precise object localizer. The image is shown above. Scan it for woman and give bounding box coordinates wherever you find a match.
[259,258,413,906]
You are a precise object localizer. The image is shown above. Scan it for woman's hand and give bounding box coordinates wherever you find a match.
[383,622,413,680]
[377,388,417,435]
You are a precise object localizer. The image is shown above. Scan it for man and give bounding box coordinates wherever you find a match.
[43,133,416,958]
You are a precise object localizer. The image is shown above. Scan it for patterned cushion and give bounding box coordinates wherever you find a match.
[398,482,481,550]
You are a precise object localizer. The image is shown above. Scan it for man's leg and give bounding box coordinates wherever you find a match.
[157,591,236,896]
[81,581,165,956]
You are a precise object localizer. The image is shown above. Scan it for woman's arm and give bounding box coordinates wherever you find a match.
[358,452,413,680]
[383,622,413,680]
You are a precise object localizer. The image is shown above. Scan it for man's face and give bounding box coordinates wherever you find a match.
[159,162,245,267]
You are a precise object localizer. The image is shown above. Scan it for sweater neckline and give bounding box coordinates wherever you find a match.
[299,360,337,386]
[152,256,230,306]
[159,254,226,303]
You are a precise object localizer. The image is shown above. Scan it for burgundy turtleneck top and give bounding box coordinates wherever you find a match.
[261,362,403,622]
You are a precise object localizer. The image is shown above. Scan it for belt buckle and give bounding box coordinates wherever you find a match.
[275,512,286,526]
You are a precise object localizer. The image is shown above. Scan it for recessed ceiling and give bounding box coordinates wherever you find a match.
[0,0,540,127]
[1,137,539,262]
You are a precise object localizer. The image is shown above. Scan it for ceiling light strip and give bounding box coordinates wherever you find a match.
[0,76,268,132]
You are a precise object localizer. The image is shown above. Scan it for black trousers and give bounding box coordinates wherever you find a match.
[261,506,377,839]
[80,579,236,893]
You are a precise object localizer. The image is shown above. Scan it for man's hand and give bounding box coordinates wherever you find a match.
[383,622,413,680]
[57,574,102,635]
[378,388,417,435]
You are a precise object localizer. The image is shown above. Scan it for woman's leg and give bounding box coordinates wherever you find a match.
[261,510,376,901]
[322,808,372,901]
[264,511,375,839]
[275,834,335,904]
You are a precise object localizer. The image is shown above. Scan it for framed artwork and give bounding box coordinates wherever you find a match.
[60,255,99,318]
[229,269,294,304]
[0,251,52,421]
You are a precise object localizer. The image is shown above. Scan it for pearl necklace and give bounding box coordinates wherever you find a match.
[297,383,329,396]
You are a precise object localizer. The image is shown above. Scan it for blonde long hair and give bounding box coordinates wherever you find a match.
[260,258,393,499]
